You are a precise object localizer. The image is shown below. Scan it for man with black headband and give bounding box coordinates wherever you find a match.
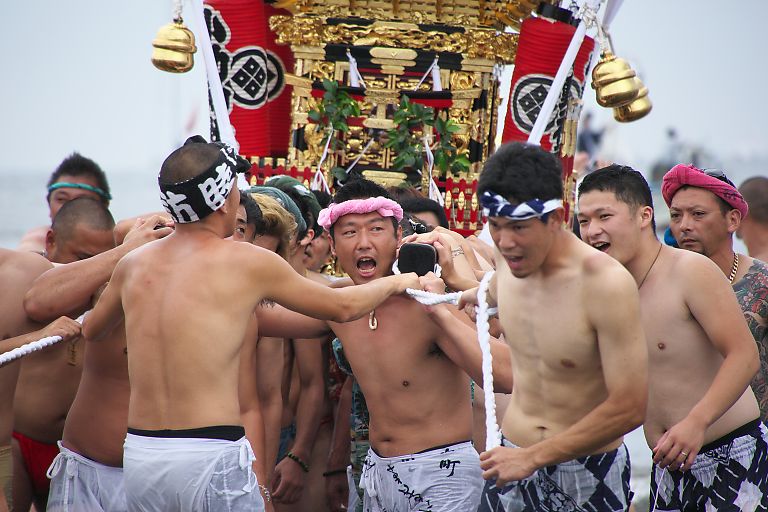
[18,152,111,253]
[578,164,764,511]
[83,136,420,511]
[458,143,648,511]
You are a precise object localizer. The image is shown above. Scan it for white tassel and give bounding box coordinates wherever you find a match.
[431,57,443,92]
[347,50,366,89]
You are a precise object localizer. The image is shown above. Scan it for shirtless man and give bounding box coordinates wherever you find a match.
[311,177,483,511]
[0,249,65,510]
[578,164,766,511]
[18,152,111,253]
[83,137,419,511]
[453,143,647,511]
[738,176,768,262]
[12,197,117,511]
[662,164,768,423]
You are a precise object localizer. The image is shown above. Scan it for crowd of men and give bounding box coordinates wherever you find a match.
[1,137,767,512]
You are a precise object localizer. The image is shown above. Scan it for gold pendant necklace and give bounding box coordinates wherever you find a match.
[368,310,378,330]
[728,253,740,284]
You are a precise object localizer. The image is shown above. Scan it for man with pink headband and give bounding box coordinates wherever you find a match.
[663,164,768,424]
[318,178,483,511]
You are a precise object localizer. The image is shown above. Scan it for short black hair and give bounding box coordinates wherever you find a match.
[312,190,332,209]
[239,191,263,227]
[158,141,220,185]
[47,153,110,204]
[399,197,449,229]
[51,197,115,240]
[479,143,563,207]
[578,164,656,231]
[330,177,398,238]
[740,176,768,223]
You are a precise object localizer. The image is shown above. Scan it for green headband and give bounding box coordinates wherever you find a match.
[48,182,111,200]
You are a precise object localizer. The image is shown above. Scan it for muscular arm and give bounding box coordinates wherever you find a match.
[238,330,270,503]
[0,317,81,368]
[272,338,326,503]
[250,246,418,322]
[429,304,513,393]
[256,305,330,340]
[82,258,126,342]
[24,216,172,322]
[256,334,284,480]
[651,256,760,470]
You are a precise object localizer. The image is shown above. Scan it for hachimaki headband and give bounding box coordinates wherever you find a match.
[158,137,250,223]
[480,190,561,221]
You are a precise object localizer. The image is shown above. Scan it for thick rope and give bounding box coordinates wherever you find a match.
[405,271,501,450]
[0,314,86,366]
[477,271,502,450]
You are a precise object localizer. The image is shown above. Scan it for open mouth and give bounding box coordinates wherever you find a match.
[592,241,610,252]
[356,257,377,277]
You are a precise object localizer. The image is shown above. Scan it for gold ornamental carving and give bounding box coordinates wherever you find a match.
[270,16,518,62]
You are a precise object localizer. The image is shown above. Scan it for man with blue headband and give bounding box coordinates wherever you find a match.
[18,153,112,254]
[83,136,420,512]
[458,143,648,511]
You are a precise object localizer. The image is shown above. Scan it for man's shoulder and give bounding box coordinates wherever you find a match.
[0,248,51,277]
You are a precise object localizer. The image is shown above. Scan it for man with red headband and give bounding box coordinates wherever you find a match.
[663,164,768,424]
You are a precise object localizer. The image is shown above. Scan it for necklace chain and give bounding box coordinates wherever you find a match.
[728,253,740,284]
[638,244,662,289]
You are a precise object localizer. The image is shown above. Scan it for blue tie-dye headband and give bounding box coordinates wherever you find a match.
[480,190,562,220]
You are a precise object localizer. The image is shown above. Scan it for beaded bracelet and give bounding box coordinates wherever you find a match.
[286,451,310,473]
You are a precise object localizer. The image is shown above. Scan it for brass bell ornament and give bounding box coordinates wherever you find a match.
[591,52,641,108]
[613,85,652,122]
[151,18,197,73]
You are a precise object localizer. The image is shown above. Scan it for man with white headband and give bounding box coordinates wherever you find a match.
[317,177,483,511]
[459,143,648,511]
[83,136,420,512]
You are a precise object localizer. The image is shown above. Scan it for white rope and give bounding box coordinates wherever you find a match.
[310,130,334,193]
[344,138,375,175]
[0,314,86,366]
[173,0,183,21]
[413,56,440,91]
[404,271,501,450]
[406,288,461,306]
[477,271,502,450]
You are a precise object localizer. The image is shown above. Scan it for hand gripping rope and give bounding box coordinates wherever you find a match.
[405,271,502,450]
[0,314,86,366]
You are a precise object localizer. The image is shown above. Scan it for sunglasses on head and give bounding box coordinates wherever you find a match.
[701,168,735,187]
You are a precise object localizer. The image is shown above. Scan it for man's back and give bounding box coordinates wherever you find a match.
[640,247,760,445]
[495,232,645,454]
[120,232,267,429]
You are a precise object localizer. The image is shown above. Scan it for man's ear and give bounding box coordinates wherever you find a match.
[299,228,314,248]
[548,207,565,228]
[44,229,56,259]
[396,223,403,244]
[329,234,336,257]
[639,205,654,229]
[726,209,741,235]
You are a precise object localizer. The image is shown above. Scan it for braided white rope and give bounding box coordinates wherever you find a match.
[405,271,501,450]
[406,288,462,306]
[477,271,502,450]
[0,314,86,367]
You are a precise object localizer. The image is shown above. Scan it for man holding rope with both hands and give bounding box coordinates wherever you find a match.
[424,143,648,512]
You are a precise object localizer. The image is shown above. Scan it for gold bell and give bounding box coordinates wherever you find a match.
[613,86,652,122]
[151,19,196,73]
[591,52,641,108]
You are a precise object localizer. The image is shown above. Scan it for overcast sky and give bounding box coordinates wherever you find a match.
[1,0,766,178]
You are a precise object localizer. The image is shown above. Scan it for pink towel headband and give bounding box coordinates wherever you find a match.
[318,196,404,231]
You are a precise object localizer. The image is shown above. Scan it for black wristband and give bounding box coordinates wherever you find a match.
[286,451,310,473]
[322,468,347,477]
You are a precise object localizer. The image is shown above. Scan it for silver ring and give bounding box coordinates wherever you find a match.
[680,452,688,458]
